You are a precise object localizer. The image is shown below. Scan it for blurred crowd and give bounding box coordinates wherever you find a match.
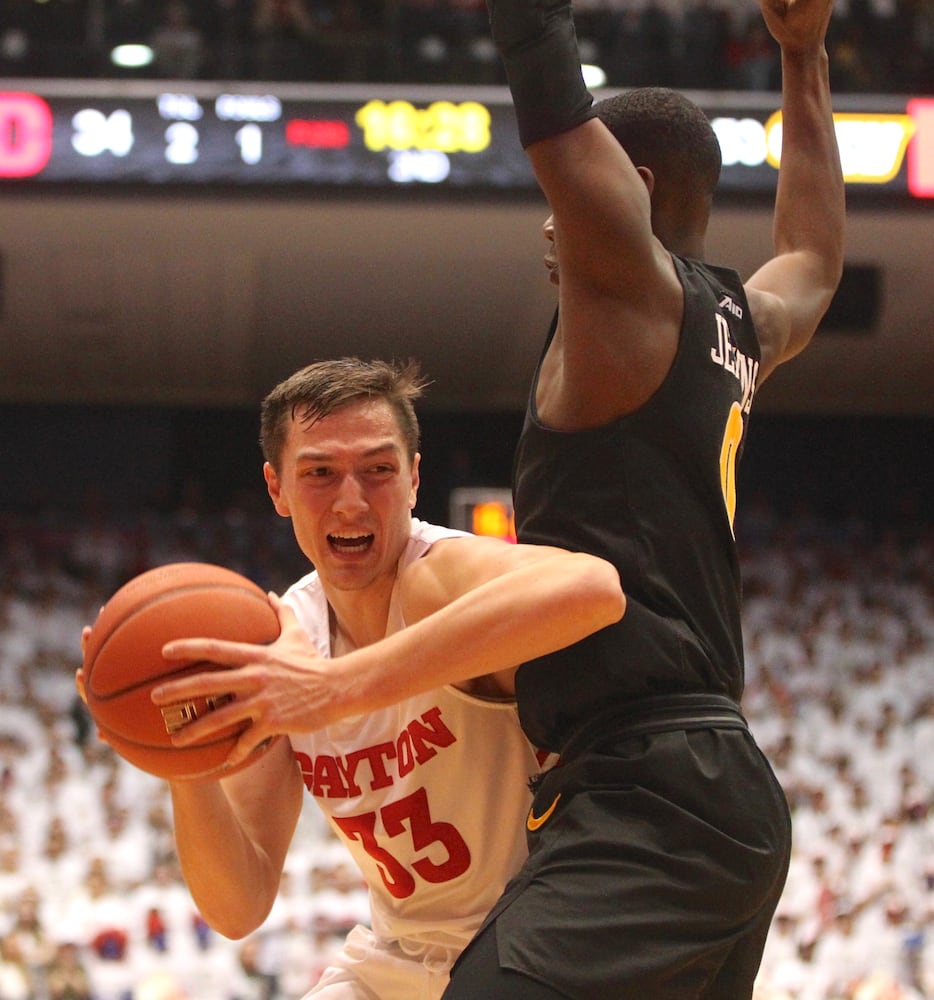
[0,493,369,1000]
[0,0,932,93]
[739,499,933,999]
[0,488,931,999]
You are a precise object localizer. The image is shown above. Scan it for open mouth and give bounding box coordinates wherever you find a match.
[327,533,374,554]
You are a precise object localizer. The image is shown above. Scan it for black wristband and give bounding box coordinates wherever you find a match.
[488,0,595,148]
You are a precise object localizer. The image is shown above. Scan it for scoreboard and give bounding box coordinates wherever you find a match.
[0,84,531,188]
[1,81,933,198]
[449,488,516,542]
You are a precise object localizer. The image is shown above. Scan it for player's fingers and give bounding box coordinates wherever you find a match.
[226,729,276,769]
[75,668,88,704]
[160,636,261,666]
[162,691,256,747]
[269,592,295,625]
[267,597,324,658]
[149,661,263,706]
[75,675,108,752]
[274,600,310,641]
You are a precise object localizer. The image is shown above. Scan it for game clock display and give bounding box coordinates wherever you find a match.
[0,85,536,189]
[1,83,930,196]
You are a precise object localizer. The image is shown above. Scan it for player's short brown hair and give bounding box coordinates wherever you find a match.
[260,357,428,469]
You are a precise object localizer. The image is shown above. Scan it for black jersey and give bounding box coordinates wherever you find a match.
[513,256,761,751]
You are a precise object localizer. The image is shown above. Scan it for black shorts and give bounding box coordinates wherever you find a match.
[444,712,791,1000]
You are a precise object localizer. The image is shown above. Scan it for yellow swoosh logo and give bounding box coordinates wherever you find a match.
[527,793,561,831]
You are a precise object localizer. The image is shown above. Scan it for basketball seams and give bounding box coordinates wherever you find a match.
[87,658,224,703]
[84,582,275,698]
[84,576,268,677]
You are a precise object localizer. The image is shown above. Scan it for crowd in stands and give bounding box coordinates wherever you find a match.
[0,0,932,93]
[0,486,931,999]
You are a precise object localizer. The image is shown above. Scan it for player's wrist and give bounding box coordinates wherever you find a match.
[488,0,595,148]
[780,41,831,69]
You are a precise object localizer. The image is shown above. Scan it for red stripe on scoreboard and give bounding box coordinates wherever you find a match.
[0,92,53,178]
[907,98,934,197]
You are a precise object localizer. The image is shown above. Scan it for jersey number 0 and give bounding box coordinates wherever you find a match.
[719,402,744,534]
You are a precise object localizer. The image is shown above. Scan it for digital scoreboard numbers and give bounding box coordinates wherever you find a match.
[1,85,932,196]
[0,87,534,188]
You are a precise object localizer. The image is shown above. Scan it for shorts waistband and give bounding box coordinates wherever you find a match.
[560,693,747,761]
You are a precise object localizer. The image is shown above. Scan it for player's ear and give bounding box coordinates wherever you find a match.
[264,462,290,517]
[409,453,421,510]
[636,165,655,195]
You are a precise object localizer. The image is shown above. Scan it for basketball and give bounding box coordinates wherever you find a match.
[83,562,281,781]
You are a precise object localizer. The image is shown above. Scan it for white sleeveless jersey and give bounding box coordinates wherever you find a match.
[285,520,549,960]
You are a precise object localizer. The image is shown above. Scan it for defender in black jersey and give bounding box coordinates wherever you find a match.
[442,0,845,997]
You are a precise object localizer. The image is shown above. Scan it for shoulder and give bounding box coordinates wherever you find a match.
[399,532,509,613]
[400,532,578,618]
[399,520,478,597]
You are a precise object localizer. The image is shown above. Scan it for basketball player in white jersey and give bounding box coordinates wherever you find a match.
[141,357,625,999]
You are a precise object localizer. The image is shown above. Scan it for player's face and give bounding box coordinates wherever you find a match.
[542,215,559,286]
[264,398,419,595]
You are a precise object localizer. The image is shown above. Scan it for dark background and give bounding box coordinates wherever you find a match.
[2,404,930,530]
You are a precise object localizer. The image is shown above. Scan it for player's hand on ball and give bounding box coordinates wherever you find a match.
[154,594,345,769]
[76,623,110,747]
[76,625,91,704]
[83,562,281,781]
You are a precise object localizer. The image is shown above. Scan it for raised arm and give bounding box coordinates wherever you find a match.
[486,0,683,425]
[745,0,846,381]
[488,0,661,296]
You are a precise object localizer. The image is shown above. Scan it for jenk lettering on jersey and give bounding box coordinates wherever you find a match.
[710,313,759,414]
[294,706,456,798]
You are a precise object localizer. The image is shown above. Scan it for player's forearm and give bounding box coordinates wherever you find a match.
[169,747,303,938]
[339,553,625,714]
[170,784,275,937]
[773,45,845,280]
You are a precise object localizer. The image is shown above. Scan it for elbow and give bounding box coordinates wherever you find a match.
[805,240,845,299]
[187,876,278,941]
[200,902,270,942]
[827,247,845,297]
[816,259,845,329]
[607,578,627,628]
[586,558,626,628]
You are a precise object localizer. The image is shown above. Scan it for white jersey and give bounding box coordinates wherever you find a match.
[284,520,549,980]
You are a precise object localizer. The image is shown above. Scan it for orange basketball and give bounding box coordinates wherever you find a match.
[83,562,281,781]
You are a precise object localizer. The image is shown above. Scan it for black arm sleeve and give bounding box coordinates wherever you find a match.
[487,0,596,149]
